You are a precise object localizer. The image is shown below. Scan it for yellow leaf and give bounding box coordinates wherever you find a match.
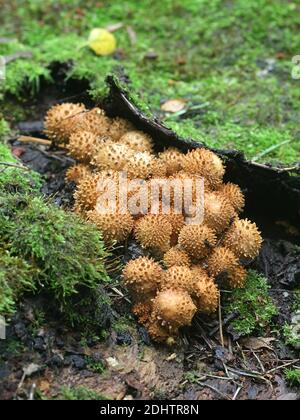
[88,28,117,56]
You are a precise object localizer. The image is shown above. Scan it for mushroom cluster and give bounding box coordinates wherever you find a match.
[44,102,263,344]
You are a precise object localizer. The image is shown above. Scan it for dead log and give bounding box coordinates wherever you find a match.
[103,75,300,229]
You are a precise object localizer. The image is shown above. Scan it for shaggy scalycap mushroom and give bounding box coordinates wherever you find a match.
[123,256,163,298]
[223,218,262,259]
[219,182,245,213]
[163,247,191,269]
[135,214,172,253]
[44,102,86,146]
[92,142,135,171]
[158,148,184,175]
[67,130,105,163]
[182,148,225,189]
[119,130,154,153]
[65,164,91,184]
[161,266,194,292]
[153,288,197,329]
[178,224,217,259]
[87,209,134,244]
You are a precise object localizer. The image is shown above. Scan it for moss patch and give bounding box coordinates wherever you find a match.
[0,0,300,163]
[223,270,278,337]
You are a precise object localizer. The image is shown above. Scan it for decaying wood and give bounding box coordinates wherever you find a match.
[103,75,300,227]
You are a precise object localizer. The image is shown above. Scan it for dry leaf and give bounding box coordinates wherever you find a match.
[161,99,186,113]
[23,363,41,377]
[106,23,124,32]
[241,337,275,350]
[127,26,137,45]
[39,380,50,393]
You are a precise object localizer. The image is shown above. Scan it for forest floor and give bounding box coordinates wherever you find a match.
[0,0,299,400]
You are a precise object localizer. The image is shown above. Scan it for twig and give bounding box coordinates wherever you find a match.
[197,381,232,400]
[29,383,36,400]
[0,162,29,171]
[218,294,224,346]
[252,350,266,373]
[4,51,32,64]
[252,140,291,162]
[266,359,300,375]
[18,135,52,146]
[110,286,131,303]
[227,366,269,383]
[0,37,15,43]
[208,310,239,337]
[232,386,242,400]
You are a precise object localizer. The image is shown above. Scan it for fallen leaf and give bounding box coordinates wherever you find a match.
[106,356,119,368]
[106,23,124,32]
[161,99,186,113]
[241,337,276,350]
[144,50,158,60]
[12,147,25,158]
[126,26,137,45]
[23,363,41,377]
[88,28,117,56]
[39,380,50,393]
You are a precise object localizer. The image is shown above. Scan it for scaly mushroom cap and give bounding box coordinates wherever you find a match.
[158,148,184,175]
[148,318,176,344]
[133,301,153,325]
[44,102,86,146]
[178,224,217,259]
[77,107,111,137]
[73,170,119,215]
[125,151,154,179]
[219,182,245,213]
[192,277,219,314]
[223,218,263,259]
[87,209,134,244]
[107,117,135,141]
[182,148,225,189]
[161,266,194,291]
[149,158,167,178]
[225,265,247,289]
[65,164,91,184]
[67,130,106,162]
[163,247,191,269]
[135,214,172,253]
[123,256,163,297]
[119,130,154,153]
[92,142,135,171]
[207,246,239,278]
[203,191,236,234]
[153,288,197,329]
[164,211,185,244]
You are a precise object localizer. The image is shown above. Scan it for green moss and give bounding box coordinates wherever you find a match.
[285,368,300,389]
[1,0,300,163]
[223,270,278,337]
[0,143,43,194]
[0,193,110,303]
[283,291,300,350]
[0,250,37,314]
[112,315,133,334]
[47,386,107,401]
